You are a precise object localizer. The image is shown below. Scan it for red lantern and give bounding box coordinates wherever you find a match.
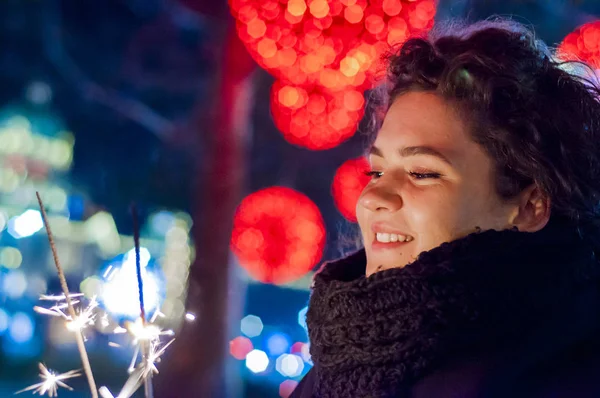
[331,157,370,221]
[230,0,437,90]
[270,80,365,150]
[558,21,600,69]
[231,187,326,284]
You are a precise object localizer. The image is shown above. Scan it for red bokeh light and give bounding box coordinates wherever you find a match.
[270,80,365,150]
[290,341,306,354]
[229,0,437,90]
[229,336,254,360]
[279,380,299,398]
[331,157,370,222]
[558,21,600,68]
[231,187,326,284]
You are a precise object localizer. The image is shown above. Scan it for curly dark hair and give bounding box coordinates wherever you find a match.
[372,18,600,233]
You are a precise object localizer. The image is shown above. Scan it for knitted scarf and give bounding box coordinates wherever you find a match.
[306,221,600,397]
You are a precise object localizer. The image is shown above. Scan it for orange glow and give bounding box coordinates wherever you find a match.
[319,69,340,89]
[365,14,385,34]
[343,90,364,111]
[247,18,267,38]
[257,38,277,58]
[277,47,298,66]
[284,9,304,24]
[301,54,323,74]
[309,0,330,18]
[382,0,402,16]
[287,0,307,17]
[344,5,364,24]
[278,86,301,108]
[340,56,360,77]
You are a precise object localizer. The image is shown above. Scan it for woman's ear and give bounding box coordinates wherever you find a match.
[510,184,551,232]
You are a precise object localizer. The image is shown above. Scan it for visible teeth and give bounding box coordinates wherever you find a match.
[377,233,390,243]
[376,233,413,243]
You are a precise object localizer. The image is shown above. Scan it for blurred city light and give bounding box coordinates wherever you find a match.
[229,336,254,360]
[185,312,196,322]
[0,247,23,269]
[241,314,264,337]
[7,209,44,239]
[3,270,28,299]
[9,312,34,343]
[100,247,165,320]
[0,308,9,333]
[266,332,290,356]
[245,349,269,373]
[0,211,7,232]
[297,306,308,331]
[150,211,175,236]
[279,380,299,398]
[276,354,304,378]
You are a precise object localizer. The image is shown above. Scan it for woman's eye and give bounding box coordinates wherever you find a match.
[364,170,383,179]
[409,171,442,180]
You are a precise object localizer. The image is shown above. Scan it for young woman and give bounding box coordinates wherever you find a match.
[291,19,600,397]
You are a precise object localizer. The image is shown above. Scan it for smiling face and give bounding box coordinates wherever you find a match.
[357,91,520,276]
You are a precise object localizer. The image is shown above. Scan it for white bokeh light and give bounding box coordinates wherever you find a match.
[101,247,161,319]
[245,349,269,373]
[3,270,27,298]
[276,354,304,378]
[7,210,44,239]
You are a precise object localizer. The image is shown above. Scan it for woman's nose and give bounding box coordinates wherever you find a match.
[358,185,403,213]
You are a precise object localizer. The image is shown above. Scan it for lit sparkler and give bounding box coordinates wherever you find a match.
[99,338,175,398]
[123,315,174,374]
[34,296,99,335]
[15,363,81,397]
[36,192,98,398]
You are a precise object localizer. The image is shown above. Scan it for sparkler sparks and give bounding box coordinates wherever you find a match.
[34,296,99,336]
[16,363,81,397]
[123,316,174,374]
[99,337,175,398]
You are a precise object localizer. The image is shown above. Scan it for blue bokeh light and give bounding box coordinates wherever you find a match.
[266,332,290,357]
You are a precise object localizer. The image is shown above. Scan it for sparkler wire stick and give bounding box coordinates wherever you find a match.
[131,203,154,398]
[36,192,99,398]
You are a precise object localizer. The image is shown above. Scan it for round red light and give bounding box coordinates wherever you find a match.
[331,157,370,221]
[231,187,326,284]
[559,21,600,69]
[270,81,365,150]
[229,0,437,91]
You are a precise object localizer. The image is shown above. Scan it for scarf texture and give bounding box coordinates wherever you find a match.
[306,221,600,397]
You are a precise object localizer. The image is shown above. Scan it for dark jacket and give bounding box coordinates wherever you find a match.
[291,220,600,397]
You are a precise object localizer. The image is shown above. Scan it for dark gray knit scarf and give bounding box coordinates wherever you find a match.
[306,221,600,397]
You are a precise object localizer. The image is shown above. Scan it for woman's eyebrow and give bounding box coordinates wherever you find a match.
[369,145,453,166]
